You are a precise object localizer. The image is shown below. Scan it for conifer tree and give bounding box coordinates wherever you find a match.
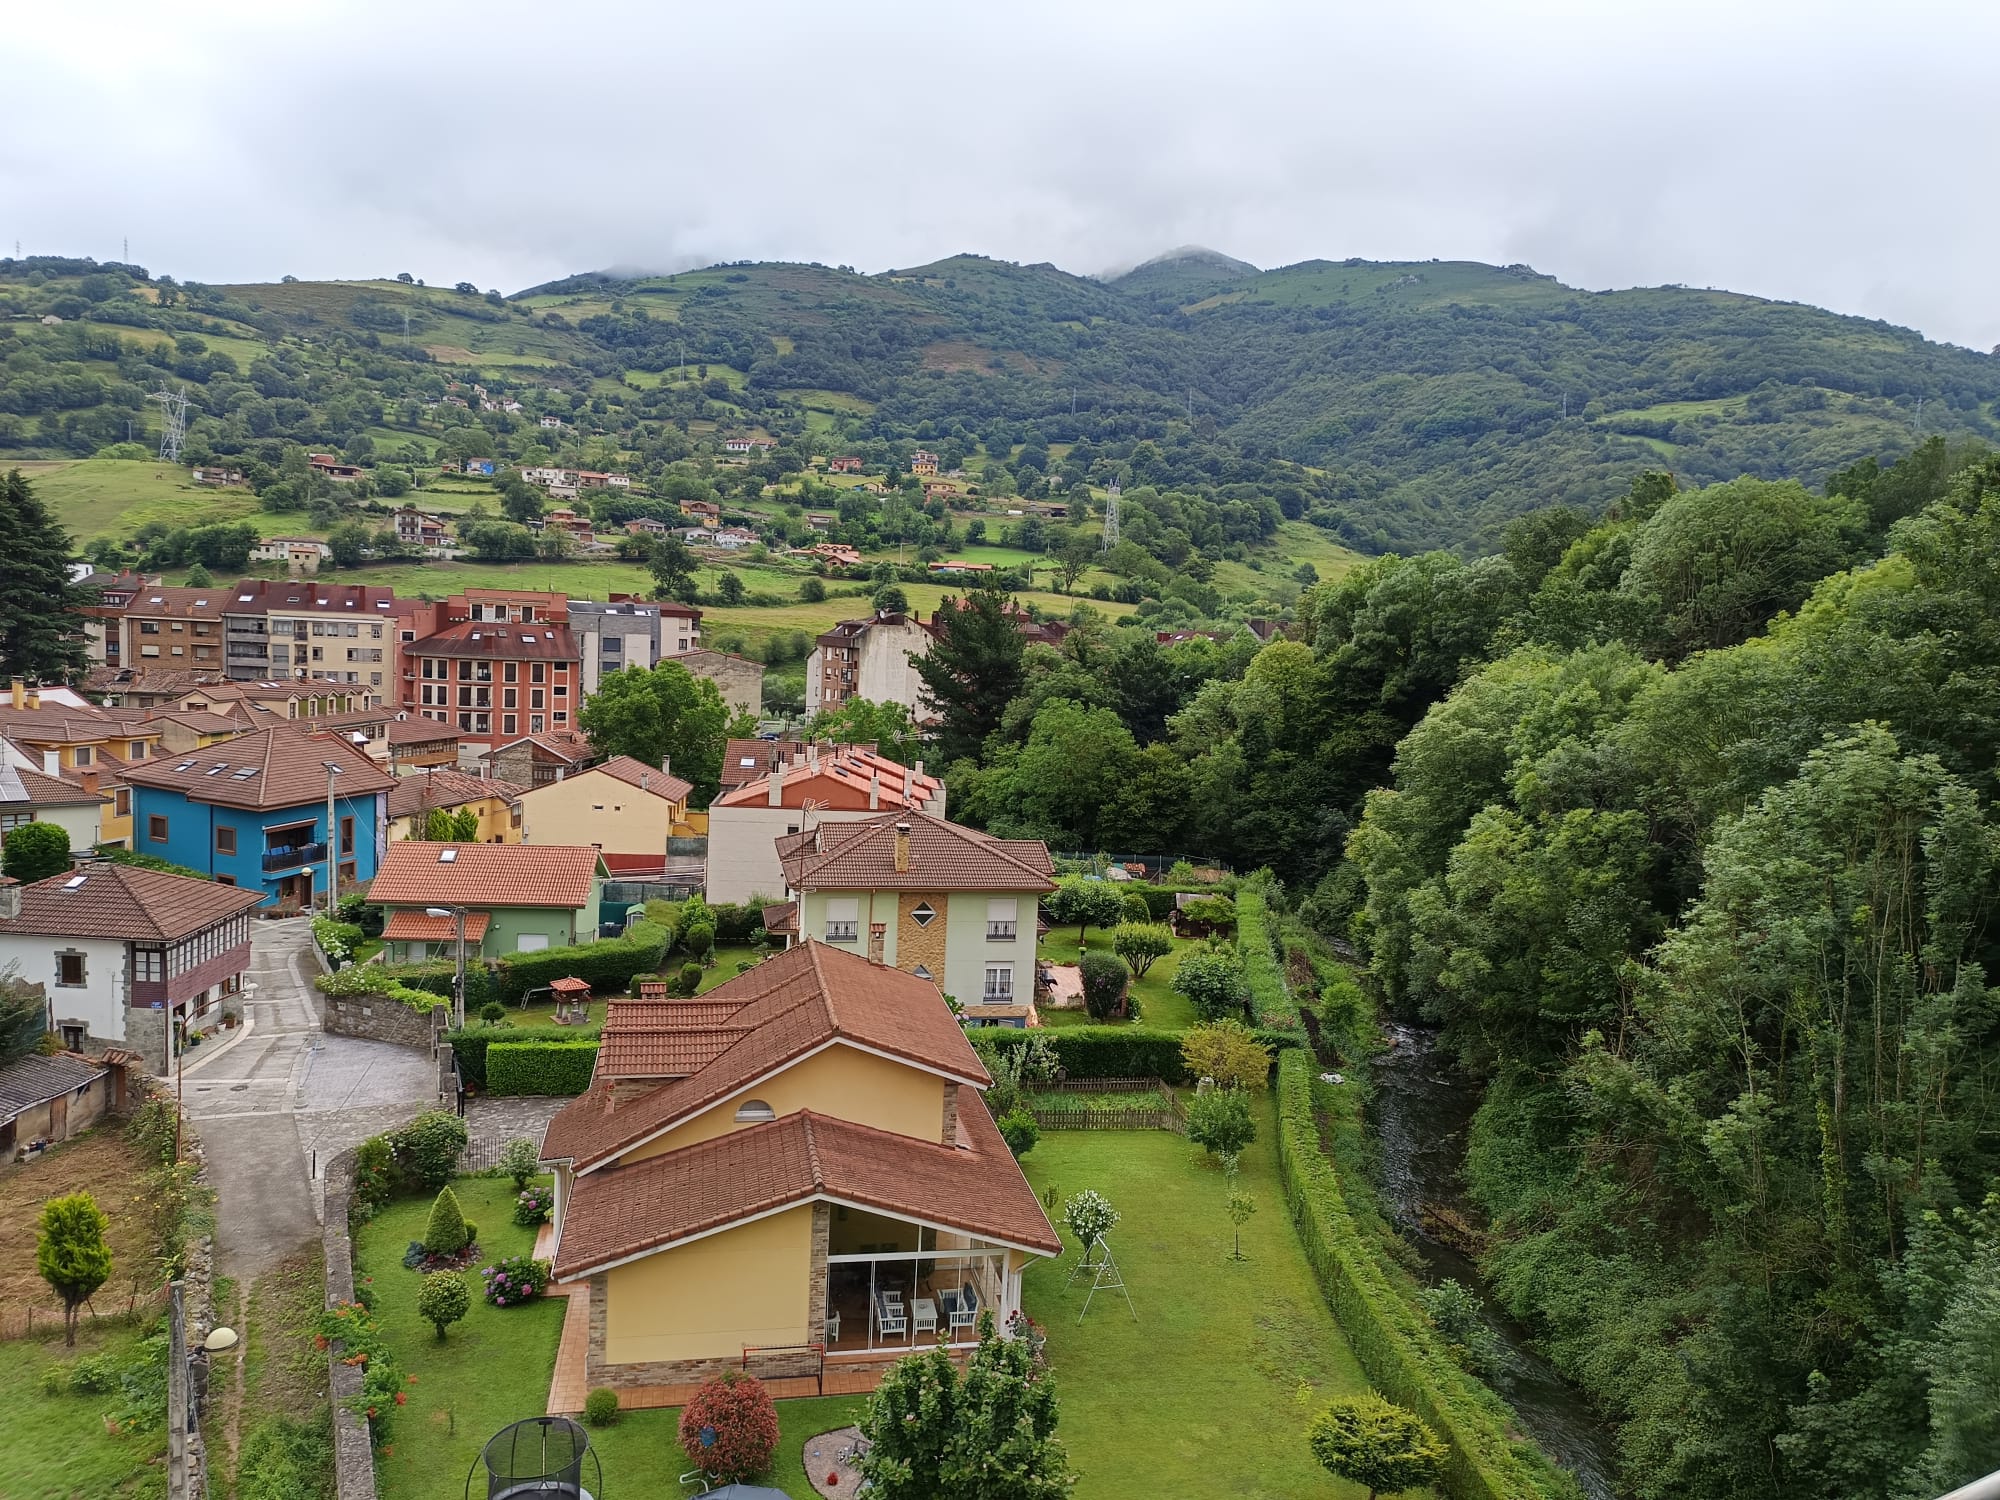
[0,471,90,684]
[914,581,1026,763]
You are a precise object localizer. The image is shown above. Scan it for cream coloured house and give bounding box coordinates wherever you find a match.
[516,755,694,878]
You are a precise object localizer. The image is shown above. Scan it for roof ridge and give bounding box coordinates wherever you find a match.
[800,1111,825,1190]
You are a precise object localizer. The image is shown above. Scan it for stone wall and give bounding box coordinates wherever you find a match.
[321,1147,379,1500]
[896,891,949,980]
[322,991,445,1051]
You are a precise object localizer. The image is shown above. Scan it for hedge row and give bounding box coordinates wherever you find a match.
[1273,1051,1570,1500]
[314,964,447,1014]
[486,1040,600,1096]
[975,1025,1301,1084]
[488,922,668,1004]
[1237,886,1301,1030]
[445,1025,598,1090]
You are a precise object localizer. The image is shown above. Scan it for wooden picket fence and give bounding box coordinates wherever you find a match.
[1028,1080,1184,1132]
[0,1284,168,1342]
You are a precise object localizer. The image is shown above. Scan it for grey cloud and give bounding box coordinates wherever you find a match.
[8,0,1996,349]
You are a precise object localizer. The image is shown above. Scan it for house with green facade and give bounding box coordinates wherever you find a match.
[367,841,607,963]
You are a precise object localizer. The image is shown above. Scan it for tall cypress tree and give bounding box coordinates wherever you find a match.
[0,471,90,684]
[914,582,1026,764]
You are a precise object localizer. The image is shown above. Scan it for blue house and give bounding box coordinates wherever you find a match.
[121,726,394,909]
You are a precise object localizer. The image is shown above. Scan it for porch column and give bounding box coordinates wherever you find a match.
[808,1204,829,1347]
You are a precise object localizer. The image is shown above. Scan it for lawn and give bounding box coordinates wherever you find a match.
[0,1322,169,1498]
[1021,1120,1387,1500]
[19,458,264,542]
[1037,926,1200,1030]
[355,1177,566,1500]
[585,1395,869,1496]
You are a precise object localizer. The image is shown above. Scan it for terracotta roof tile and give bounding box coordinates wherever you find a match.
[542,941,987,1170]
[713,748,941,809]
[780,811,1054,892]
[380,909,492,943]
[571,755,693,806]
[553,1101,1060,1278]
[388,717,465,745]
[0,863,263,941]
[385,768,522,821]
[411,619,579,661]
[119,725,392,810]
[366,842,603,909]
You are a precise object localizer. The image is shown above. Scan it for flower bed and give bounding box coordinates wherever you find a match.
[481,1254,550,1307]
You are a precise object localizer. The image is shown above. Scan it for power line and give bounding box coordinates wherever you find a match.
[1101,480,1120,552]
[149,386,192,463]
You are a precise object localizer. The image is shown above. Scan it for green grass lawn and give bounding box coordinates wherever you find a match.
[355,1177,566,1500]
[1037,926,1200,1030]
[22,457,264,541]
[0,1322,168,1498]
[1022,1120,1388,1500]
[586,1395,869,1495]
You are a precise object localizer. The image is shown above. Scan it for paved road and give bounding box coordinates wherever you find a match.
[181,918,435,1282]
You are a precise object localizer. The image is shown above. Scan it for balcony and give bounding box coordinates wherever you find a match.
[986,922,1017,941]
[262,842,326,872]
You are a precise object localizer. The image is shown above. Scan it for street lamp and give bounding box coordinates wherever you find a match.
[321,761,344,919]
[425,906,469,1028]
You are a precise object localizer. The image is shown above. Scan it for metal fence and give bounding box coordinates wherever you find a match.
[1054,852,1233,882]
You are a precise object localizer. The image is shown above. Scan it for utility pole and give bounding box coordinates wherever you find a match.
[322,761,343,917]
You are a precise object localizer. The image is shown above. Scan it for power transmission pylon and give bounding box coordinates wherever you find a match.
[149,386,192,463]
[1101,480,1120,552]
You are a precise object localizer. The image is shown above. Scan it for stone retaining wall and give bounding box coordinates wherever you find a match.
[321,1148,379,1500]
[322,991,446,1051]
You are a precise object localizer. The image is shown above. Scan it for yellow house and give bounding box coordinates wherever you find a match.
[541,940,1061,1397]
[384,768,524,844]
[516,755,697,876]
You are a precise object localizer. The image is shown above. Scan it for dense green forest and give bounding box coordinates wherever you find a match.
[4,248,1995,553]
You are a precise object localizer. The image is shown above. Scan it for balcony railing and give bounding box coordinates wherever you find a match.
[262,842,326,872]
[824,922,858,942]
[986,922,1017,941]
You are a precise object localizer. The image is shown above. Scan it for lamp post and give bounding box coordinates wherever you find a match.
[321,761,343,918]
[425,905,469,1027]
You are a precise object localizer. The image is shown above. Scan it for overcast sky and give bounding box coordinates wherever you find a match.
[8,0,1996,350]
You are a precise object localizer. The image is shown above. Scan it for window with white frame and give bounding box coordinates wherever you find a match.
[983,963,1014,1002]
[133,947,166,982]
[910,901,937,928]
[986,898,1018,941]
[825,898,860,943]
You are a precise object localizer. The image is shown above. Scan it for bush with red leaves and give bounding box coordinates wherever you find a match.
[677,1372,779,1482]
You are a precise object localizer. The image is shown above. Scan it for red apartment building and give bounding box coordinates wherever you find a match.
[398,590,580,748]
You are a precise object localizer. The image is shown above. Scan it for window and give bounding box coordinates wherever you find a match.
[503,688,517,709]
[339,815,354,850]
[983,964,1015,1002]
[134,948,166,982]
[115,789,131,817]
[529,714,544,733]
[215,874,235,886]
[74,746,93,767]
[503,661,518,683]
[503,715,517,736]
[734,1100,776,1124]
[911,901,937,928]
[530,689,545,709]
[147,814,168,842]
[824,898,860,943]
[986,898,1019,941]
[60,1023,86,1051]
[56,952,86,987]
[215,826,236,855]
[129,741,146,759]
[913,964,934,982]
[516,934,550,953]
[531,662,546,683]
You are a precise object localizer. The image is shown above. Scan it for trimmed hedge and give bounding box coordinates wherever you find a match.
[486,1040,600,1096]
[975,1025,1300,1085]
[488,922,667,1004]
[1237,885,1301,1030]
[315,964,447,1014]
[1274,1051,1570,1500]
[445,1025,598,1090]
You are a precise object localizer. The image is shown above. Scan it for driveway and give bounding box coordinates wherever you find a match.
[181,918,436,1282]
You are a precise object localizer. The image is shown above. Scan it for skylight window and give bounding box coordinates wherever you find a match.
[204,764,228,775]
[62,875,86,890]
[438,848,457,863]
[738,758,757,767]
[173,760,196,771]
[237,594,253,603]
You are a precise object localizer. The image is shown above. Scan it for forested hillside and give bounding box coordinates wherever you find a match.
[4,248,1994,553]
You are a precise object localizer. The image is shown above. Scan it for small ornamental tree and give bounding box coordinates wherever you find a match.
[1226,1190,1257,1262]
[677,1371,780,1483]
[1308,1394,1446,1499]
[416,1270,471,1340]
[1185,1088,1256,1160]
[498,1136,541,1190]
[1062,1189,1119,1267]
[423,1186,472,1256]
[1112,922,1172,978]
[4,821,73,885]
[1170,950,1248,1022]
[997,1109,1039,1158]
[1078,953,1129,1020]
[1045,878,1125,944]
[1180,1019,1274,1091]
[37,1192,113,1347]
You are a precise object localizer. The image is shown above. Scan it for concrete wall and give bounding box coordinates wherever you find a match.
[321,990,445,1051]
[679,650,763,716]
[601,1206,811,1365]
[320,1149,380,1500]
[794,889,1026,1008]
[519,769,680,859]
[707,806,907,905]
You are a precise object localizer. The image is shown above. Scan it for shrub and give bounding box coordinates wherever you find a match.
[390,1111,467,1189]
[1119,891,1153,924]
[1181,1019,1275,1091]
[423,1187,473,1256]
[1112,922,1173,977]
[672,961,703,997]
[352,1135,395,1216]
[485,1040,599,1096]
[479,1002,509,1025]
[312,917,364,968]
[487,922,667,1004]
[709,900,767,945]
[3,820,73,883]
[1078,952,1129,1020]
[446,1025,592,1091]
[583,1388,621,1427]
[1172,950,1249,1021]
[499,1136,541,1190]
[416,1270,471,1339]
[481,1254,550,1307]
[1178,893,1237,929]
[975,1024,1300,1084]
[1062,1189,1119,1253]
[677,1371,779,1482]
[1420,1279,1501,1377]
[1046,878,1126,942]
[1185,1088,1256,1159]
[314,963,448,1014]
[997,1109,1039,1158]
[1308,1393,1446,1499]
[1236,885,1299,1030]
[37,1191,113,1346]
[514,1184,553,1226]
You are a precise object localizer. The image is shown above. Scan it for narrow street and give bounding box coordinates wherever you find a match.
[181,918,435,1282]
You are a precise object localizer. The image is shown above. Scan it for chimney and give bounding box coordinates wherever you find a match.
[23,687,39,711]
[42,750,59,777]
[8,678,22,710]
[660,754,671,777]
[868,769,880,811]
[0,876,18,921]
[902,763,913,802]
[894,821,911,873]
[868,922,886,964]
[766,771,782,808]
[807,743,819,770]
[79,768,99,797]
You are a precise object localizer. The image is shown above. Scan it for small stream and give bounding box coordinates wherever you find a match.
[1369,1022,1621,1500]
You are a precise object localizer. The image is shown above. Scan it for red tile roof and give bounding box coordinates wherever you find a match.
[0,863,262,941]
[380,909,492,943]
[385,768,522,821]
[118,725,393,810]
[574,755,693,806]
[780,811,1054,892]
[542,940,988,1171]
[552,1100,1061,1279]
[408,619,579,661]
[388,717,465,746]
[713,748,941,810]
[366,841,604,909]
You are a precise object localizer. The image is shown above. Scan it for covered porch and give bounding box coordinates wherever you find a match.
[820,1205,1020,1359]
